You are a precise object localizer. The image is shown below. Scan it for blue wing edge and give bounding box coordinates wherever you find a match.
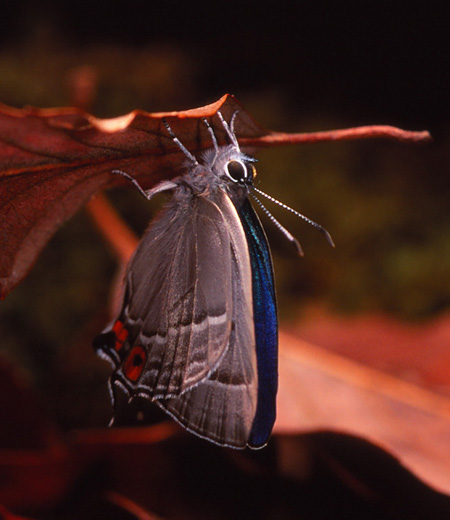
[238,198,278,449]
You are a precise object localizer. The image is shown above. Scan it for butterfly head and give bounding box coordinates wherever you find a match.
[202,144,257,187]
[197,111,257,192]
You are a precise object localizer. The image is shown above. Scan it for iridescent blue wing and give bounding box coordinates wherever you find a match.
[238,198,278,448]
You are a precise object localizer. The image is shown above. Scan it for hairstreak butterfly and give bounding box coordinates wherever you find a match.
[93,112,333,449]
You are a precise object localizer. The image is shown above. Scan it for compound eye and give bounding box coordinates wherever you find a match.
[226,160,247,183]
[245,162,256,181]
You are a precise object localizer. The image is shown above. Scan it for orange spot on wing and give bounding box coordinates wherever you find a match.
[113,320,124,334]
[124,345,146,382]
[112,320,129,351]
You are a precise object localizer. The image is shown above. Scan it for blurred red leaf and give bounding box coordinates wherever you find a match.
[292,309,450,396]
[0,94,430,298]
[276,329,450,495]
[104,492,164,520]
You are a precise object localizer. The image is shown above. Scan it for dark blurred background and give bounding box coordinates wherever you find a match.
[0,0,449,428]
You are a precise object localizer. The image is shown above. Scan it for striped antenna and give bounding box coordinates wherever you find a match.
[252,186,335,248]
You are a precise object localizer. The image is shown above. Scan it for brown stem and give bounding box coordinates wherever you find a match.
[242,126,432,147]
[86,193,138,264]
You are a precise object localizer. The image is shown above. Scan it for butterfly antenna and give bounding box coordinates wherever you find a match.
[162,118,199,166]
[217,110,240,151]
[252,186,335,248]
[202,117,219,167]
[112,169,150,200]
[229,110,239,135]
[251,193,304,257]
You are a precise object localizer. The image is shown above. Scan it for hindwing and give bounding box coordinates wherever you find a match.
[94,187,258,448]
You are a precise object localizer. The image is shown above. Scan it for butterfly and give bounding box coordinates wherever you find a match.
[93,112,333,449]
